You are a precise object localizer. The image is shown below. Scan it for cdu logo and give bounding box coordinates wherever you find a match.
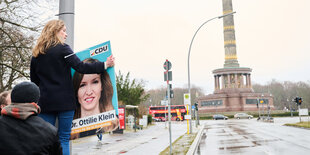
[90,45,108,57]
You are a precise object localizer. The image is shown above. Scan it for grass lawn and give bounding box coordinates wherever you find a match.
[159,132,197,155]
[285,121,310,129]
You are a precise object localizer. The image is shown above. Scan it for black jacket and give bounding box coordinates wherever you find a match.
[30,43,105,113]
[0,115,62,155]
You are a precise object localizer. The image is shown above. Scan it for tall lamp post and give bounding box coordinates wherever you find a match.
[288,98,293,117]
[187,11,236,133]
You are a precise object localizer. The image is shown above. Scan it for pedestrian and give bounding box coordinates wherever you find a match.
[0,90,11,113]
[0,81,62,155]
[30,19,115,155]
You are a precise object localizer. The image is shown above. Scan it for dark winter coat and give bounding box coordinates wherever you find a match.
[0,115,62,155]
[30,43,105,113]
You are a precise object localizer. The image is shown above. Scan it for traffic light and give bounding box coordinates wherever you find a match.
[298,97,303,105]
[170,90,174,98]
[294,97,303,105]
[194,103,198,111]
[165,84,174,98]
[294,97,298,104]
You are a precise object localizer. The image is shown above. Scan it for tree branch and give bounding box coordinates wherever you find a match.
[0,62,30,78]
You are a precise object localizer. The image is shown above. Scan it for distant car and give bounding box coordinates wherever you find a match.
[213,114,228,120]
[152,118,161,122]
[234,113,253,119]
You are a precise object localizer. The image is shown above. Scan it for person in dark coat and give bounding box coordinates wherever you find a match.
[30,19,115,155]
[0,81,63,155]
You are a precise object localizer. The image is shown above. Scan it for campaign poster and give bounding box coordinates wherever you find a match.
[118,107,125,129]
[70,41,119,137]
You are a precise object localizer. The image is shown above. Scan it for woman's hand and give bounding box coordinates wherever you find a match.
[105,55,115,68]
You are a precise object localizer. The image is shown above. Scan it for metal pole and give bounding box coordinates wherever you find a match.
[289,99,293,117]
[195,108,198,128]
[187,12,235,134]
[262,94,264,118]
[166,60,172,155]
[165,103,167,128]
[58,0,75,48]
[134,109,137,132]
[58,1,74,155]
[197,109,200,125]
[257,98,260,118]
[298,105,301,123]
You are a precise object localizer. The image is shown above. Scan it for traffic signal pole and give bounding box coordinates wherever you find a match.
[298,104,301,122]
[164,59,172,155]
[167,77,172,155]
[294,96,303,122]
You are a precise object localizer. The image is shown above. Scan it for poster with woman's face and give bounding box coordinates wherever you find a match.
[70,41,119,138]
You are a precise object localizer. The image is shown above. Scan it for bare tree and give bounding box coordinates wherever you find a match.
[0,0,57,91]
[253,79,310,110]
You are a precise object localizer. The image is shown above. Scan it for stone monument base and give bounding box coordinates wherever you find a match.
[198,91,274,113]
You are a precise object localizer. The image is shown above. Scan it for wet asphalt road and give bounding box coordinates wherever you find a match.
[195,117,310,155]
[72,121,188,155]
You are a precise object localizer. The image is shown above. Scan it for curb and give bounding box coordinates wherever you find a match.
[186,125,204,155]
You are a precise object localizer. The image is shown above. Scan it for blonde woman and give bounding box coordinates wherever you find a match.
[30,20,114,155]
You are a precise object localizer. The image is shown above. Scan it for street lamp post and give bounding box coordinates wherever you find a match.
[288,98,293,117]
[187,11,236,133]
[262,94,264,118]
[257,98,261,118]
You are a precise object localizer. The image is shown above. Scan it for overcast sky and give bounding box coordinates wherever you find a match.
[55,0,310,94]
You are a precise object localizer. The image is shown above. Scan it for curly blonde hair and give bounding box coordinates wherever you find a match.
[32,20,65,57]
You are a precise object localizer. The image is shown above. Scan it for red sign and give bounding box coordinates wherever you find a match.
[118,107,125,129]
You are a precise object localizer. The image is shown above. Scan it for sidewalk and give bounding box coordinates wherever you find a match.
[72,121,191,155]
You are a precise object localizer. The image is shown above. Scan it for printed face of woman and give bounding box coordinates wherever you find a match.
[57,25,67,42]
[78,74,102,115]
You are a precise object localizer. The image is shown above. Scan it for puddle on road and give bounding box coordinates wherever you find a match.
[219,145,250,150]
[252,139,281,146]
[216,128,226,133]
[220,138,241,145]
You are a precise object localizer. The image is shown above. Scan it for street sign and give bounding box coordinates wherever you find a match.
[299,108,309,116]
[184,93,191,105]
[184,115,191,120]
[164,71,172,81]
[161,100,168,106]
[163,60,172,70]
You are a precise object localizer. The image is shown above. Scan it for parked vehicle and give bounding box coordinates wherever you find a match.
[213,114,228,120]
[152,117,161,122]
[234,113,253,119]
